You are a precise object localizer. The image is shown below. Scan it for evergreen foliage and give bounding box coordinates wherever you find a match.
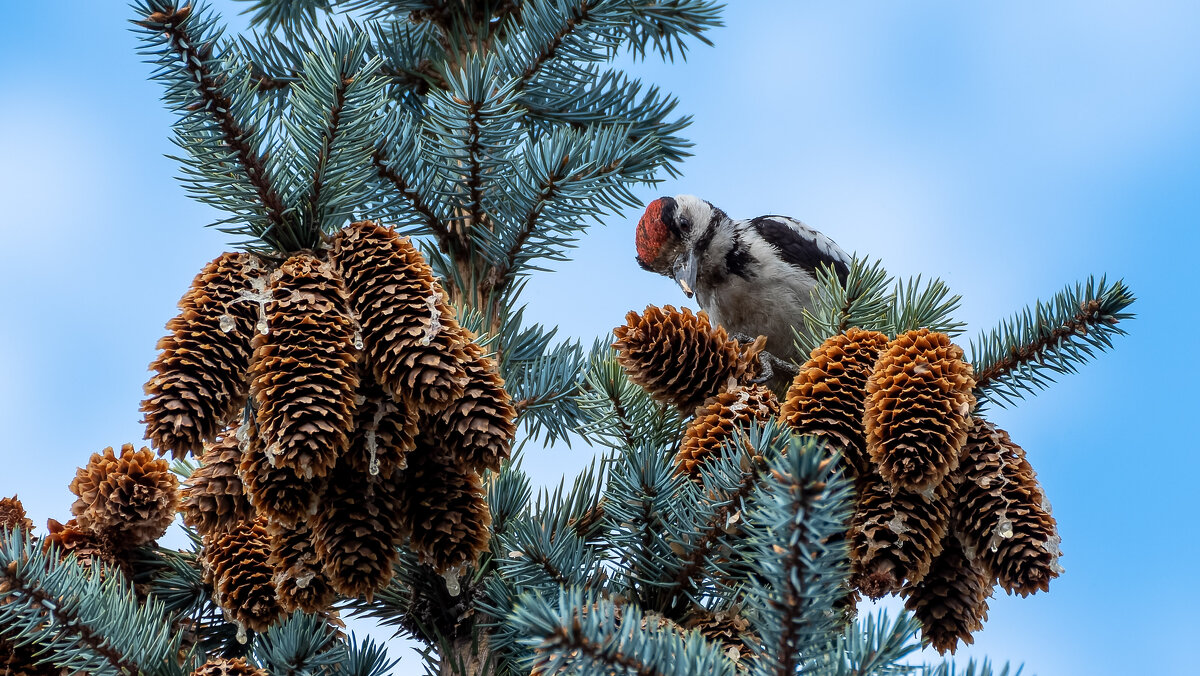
[0,1,1134,674]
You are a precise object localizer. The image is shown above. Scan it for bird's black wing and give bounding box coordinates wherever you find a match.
[751,216,851,284]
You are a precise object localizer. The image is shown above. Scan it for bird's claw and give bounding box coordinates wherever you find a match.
[729,333,798,385]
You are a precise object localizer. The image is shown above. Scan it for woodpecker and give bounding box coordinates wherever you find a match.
[635,195,851,380]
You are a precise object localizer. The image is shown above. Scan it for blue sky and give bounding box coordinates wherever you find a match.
[1,2,1197,674]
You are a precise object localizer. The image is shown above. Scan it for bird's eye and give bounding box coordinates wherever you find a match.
[678,217,691,232]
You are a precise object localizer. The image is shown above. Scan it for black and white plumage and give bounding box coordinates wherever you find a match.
[635,194,851,367]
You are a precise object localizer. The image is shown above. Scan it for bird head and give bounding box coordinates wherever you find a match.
[635,195,716,298]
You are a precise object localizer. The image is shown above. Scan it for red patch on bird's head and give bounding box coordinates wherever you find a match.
[635,197,677,271]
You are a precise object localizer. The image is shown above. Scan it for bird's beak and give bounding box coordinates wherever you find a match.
[672,250,698,298]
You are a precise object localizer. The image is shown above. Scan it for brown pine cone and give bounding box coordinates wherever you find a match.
[267,519,336,613]
[904,533,992,655]
[142,252,266,459]
[613,305,765,412]
[864,329,976,493]
[68,444,178,549]
[0,495,33,534]
[429,341,516,474]
[682,608,758,665]
[181,430,255,537]
[43,518,128,580]
[676,384,778,477]
[955,419,1061,596]
[203,517,283,633]
[849,471,953,599]
[395,441,491,573]
[191,658,268,676]
[780,328,890,475]
[331,221,470,413]
[238,424,323,527]
[343,374,418,479]
[249,254,359,480]
[311,465,404,600]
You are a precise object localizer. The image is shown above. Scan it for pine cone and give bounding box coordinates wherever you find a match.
[430,341,516,474]
[864,329,976,493]
[955,419,1061,596]
[249,254,359,480]
[191,657,268,676]
[68,444,178,548]
[613,305,765,412]
[181,430,255,537]
[43,518,128,580]
[849,472,952,599]
[683,608,758,665]
[267,519,335,613]
[142,252,265,458]
[676,385,778,477]
[780,329,890,475]
[203,517,283,633]
[239,424,323,527]
[904,533,992,655]
[0,495,33,534]
[396,442,492,573]
[311,465,403,600]
[331,221,470,413]
[343,374,418,479]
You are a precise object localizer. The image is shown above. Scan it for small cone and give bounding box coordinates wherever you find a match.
[864,329,976,493]
[613,305,764,412]
[343,373,418,479]
[780,328,890,474]
[396,440,492,573]
[849,472,952,599]
[43,518,128,580]
[203,516,283,633]
[238,424,323,527]
[904,533,992,655]
[331,221,470,413]
[0,495,33,533]
[68,444,178,548]
[191,658,268,676]
[267,519,336,613]
[311,464,403,600]
[142,252,266,458]
[955,419,1061,596]
[676,384,778,477]
[683,608,758,665]
[430,341,516,474]
[180,430,255,537]
[249,254,359,480]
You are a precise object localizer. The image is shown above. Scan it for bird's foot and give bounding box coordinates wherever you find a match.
[729,333,798,385]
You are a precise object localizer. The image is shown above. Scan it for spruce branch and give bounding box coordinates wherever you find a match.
[236,0,332,32]
[969,276,1134,407]
[372,142,452,242]
[504,0,626,92]
[252,612,345,674]
[795,257,892,358]
[623,0,724,60]
[0,530,184,676]
[884,275,965,338]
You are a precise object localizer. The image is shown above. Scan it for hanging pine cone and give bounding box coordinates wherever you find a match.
[181,430,255,537]
[142,252,266,459]
[68,444,178,549]
[396,441,492,573]
[676,384,778,477]
[613,305,765,412]
[343,374,418,479]
[239,424,323,527]
[311,465,404,600]
[955,419,1061,596]
[780,328,890,475]
[429,341,516,474]
[864,329,976,493]
[904,533,992,655]
[203,516,283,633]
[331,221,470,413]
[0,495,33,534]
[43,518,128,580]
[849,472,953,599]
[191,658,268,676]
[267,519,336,613]
[249,254,359,480]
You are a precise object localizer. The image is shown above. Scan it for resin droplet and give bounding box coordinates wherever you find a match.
[443,568,461,597]
[295,572,315,589]
[420,292,443,347]
[996,517,1014,539]
[219,313,236,333]
[235,622,248,644]
[353,331,365,351]
[257,318,270,335]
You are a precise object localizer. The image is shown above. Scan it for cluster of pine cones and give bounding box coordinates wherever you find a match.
[137,221,515,631]
[614,306,1063,654]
